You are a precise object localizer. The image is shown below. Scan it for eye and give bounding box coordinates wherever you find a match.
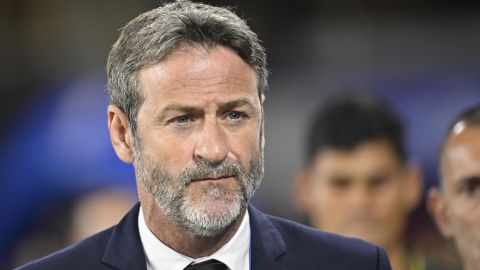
[226,111,245,121]
[369,175,389,188]
[329,177,351,190]
[462,177,480,196]
[170,115,191,125]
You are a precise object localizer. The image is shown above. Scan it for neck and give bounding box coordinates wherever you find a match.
[384,240,410,270]
[139,186,245,258]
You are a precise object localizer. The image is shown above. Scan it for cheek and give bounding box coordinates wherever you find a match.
[374,193,405,222]
[141,132,195,173]
[374,183,404,208]
[450,198,480,231]
[376,190,400,207]
[227,129,260,163]
[311,183,344,212]
[307,185,345,227]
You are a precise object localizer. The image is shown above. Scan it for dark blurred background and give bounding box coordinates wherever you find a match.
[1,0,480,268]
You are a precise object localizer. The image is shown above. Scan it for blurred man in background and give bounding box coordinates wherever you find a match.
[295,91,425,270]
[428,105,480,270]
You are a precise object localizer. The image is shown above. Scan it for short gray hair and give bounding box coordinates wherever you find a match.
[107,0,267,131]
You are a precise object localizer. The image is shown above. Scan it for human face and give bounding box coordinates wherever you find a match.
[438,126,480,270]
[300,140,418,249]
[134,45,264,237]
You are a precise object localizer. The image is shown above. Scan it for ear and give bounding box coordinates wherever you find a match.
[107,105,134,164]
[403,163,422,211]
[293,168,313,213]
[259,94,266,149]
[427,187,453,238]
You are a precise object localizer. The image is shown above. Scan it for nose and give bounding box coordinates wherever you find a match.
[348,186,372,213]
[193,118,228,164]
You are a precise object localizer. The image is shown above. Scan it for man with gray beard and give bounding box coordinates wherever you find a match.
[428,105,480,270]
[17,1,391,269]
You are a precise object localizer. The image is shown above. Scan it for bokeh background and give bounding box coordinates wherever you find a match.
[1,0,480,268]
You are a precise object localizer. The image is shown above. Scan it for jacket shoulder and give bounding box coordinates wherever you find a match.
[15,227,114,270]
[267,215,391,269]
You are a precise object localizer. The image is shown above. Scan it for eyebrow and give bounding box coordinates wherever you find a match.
[161,98,258,114]
[327,173,351,181]
[157,98,259,121]
[217,98,258,113]
[160,104,202,115]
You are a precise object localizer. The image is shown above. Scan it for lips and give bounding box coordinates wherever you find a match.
[192,175,234,182]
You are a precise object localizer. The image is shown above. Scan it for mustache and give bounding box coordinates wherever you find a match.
[179,158,244,185]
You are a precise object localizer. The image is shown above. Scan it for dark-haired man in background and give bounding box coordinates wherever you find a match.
[295,91,424,270]
[17,2,391,270]
[428,105,480,270]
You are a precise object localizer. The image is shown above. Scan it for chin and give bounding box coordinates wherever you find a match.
[181,198,244,237]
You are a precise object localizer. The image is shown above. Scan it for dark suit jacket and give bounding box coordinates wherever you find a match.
[16,203,391,269]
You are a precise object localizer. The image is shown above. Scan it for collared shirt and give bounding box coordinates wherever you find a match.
[138,207,250,270]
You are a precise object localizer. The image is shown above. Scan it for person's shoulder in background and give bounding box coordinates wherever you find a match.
[249,205,391,270]
[15,201,142,270]
[270,214,390,269]
[14,226,114,270]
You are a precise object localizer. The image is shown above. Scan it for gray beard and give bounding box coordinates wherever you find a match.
[133,141,264,237]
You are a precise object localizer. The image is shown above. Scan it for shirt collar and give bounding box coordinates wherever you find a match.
[138,207,250,270]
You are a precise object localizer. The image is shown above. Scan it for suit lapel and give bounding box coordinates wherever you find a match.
[102,203,147,270]
[248,205,288,270]
[100,203,288,270]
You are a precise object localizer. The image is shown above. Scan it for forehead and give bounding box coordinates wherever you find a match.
[311,140,402,175]
[442,126,480,184]
[138,45,258,106]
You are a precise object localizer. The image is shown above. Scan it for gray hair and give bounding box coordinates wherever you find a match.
[107,0,267,132]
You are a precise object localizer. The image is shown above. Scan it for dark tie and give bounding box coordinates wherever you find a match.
[183,259,229,270]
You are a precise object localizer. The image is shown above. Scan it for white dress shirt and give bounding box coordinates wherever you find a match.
[138,208,250,270]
